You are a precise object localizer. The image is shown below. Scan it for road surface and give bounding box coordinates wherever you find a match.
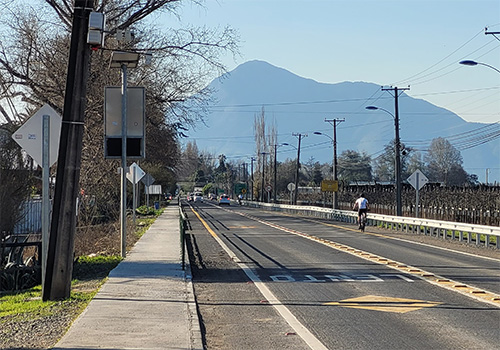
[185,201,500,350]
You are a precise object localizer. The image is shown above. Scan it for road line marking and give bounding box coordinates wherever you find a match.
[190,207,328,350]
[233,210,500,308]
[324,295,442,313]
[298,216,500,263]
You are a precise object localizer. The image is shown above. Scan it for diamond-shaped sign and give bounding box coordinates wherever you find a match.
[126,162,145,184]
[407,169,429,191]
[141,173,155,187]
[12,104,62,167]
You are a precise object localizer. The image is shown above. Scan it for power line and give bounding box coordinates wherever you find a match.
[393,28,485,85]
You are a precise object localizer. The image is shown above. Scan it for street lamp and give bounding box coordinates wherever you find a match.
[366,105,402,216]
[110,51,140,258]
[460,60,500,185]
[459,60,500,74]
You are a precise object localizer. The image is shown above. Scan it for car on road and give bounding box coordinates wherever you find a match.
[194,192,204,202]
[218,195,231,205]
[187,193,193,202]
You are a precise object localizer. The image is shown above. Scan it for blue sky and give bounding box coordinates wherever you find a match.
[165,0,500,124]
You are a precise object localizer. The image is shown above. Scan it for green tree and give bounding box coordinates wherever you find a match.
[372,140,413,181]
[338,150,372,183]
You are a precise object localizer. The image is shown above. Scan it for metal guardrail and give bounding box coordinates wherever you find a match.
[244,201,500,249]
[179,200,187,270]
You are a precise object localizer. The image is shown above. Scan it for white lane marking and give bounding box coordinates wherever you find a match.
[232,209,500,308]
[191,207,328,350]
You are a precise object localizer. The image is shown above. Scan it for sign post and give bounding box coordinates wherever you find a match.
[127,163,146,226]
[12,104,62,289]
[407,169,429,218]
[287,182,296,205]
[141,173,155,208]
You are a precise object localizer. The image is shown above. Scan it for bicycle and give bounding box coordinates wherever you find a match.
[358,211,367,232]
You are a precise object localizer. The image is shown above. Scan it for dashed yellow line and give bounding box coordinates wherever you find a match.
[234,210,500,308]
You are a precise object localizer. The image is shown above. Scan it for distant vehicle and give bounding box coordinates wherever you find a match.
[165,193,172,200]
[218,195,231,205]
[194,192,204,202]
[187,193,193,202]
[208,193,217,201]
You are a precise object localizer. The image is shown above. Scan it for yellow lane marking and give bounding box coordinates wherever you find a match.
[232,210,500,308]
[189,206,329,349]
[324,295,442,313]
[190,207,218,238]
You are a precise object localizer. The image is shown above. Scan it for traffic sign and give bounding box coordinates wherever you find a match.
[234,183,247,194]
[407,169,428,191]
[141,173,155,187]
[287,182,296,192]
[321,180,338,192]
[12,104,62,167]
[265,184,272,192]
[126,162,146,184]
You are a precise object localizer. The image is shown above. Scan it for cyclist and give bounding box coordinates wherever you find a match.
[353,193,369,229]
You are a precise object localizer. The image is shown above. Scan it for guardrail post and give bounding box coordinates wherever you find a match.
[179,203,186,270]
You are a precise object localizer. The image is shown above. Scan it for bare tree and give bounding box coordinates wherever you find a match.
[0,0,239,223]
[424,137,468,185]
[0,125,34,233]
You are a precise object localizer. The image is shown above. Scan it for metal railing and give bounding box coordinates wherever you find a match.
[179,199,187,270]
[244,201,500,249]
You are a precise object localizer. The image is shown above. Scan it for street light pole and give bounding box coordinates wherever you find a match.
[120,63,128,258]
[251,157,255,201]
[324,118,344,209]
[274,144,278,203]
[366,101,405,217]
[394,98,402,216]
[110,52,140,257]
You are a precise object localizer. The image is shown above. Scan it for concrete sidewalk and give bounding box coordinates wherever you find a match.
[53,205,202,350]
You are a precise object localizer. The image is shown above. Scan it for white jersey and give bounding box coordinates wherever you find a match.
[355,197,368,210]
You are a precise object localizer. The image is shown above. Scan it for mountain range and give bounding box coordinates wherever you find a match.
[185,60,499,183]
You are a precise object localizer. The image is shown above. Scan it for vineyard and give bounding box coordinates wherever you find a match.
[296,183,500,227]
[341,184,500,226]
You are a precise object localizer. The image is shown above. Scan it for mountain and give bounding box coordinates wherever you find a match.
[185,60,499,183]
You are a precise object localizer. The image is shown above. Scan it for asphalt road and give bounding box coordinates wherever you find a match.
[185,201,500,350]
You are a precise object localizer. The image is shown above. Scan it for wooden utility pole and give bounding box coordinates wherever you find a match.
[324,118,344,209]
[43,0,94,301]
[382,86,409,217]
[292,133,307,205]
